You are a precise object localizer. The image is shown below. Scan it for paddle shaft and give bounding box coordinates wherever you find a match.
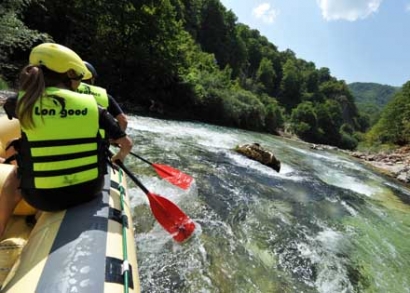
[111,146,152,166]
[113,158,196,242]
[130,151,152,166]
[115,160,168,218]
[115,159,150,195]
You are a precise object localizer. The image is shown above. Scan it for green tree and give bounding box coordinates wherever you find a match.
[303,66,319,93]
[318,67,331,83]
[175,0,203,38]
[23,0,185,105]
[0,0,50,83]
[198,0,245,75]
[290,102,318,141]
[264,99,284,134]
[256,57,276,96]
[229,88,265,130]
[280,59,302,110]
[237,25,262,77]
[315,100,343,145]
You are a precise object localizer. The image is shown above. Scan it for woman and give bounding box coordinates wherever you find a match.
[0,43,133,238]
[78,61,129,131]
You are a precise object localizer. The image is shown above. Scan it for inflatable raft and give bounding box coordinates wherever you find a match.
[0,115,140,293]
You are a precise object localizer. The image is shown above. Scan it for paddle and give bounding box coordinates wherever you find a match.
[114,159,196,243]
[129,151,193,190]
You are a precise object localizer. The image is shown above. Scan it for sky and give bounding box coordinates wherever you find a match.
[219,0,410,86]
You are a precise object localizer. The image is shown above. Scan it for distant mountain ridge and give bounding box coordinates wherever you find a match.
[348,82,400,126]
[348,82,399,108]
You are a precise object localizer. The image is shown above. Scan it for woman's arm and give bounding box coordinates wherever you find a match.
[107,95,128,131]
[99,107,133,162]
[3,94,18,120]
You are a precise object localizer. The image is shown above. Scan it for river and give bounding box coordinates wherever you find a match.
[126,115,410,293]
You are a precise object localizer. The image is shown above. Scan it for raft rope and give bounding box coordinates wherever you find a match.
[117,168,130,293]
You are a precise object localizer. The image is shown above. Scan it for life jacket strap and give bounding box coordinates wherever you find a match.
[31,150,99,163]
[27,137,99,148]
[32,162,99,177]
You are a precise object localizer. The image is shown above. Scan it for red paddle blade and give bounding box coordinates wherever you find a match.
[147,192,196,242]
[152,163,193,190]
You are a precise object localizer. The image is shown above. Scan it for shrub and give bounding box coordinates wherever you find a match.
[339,132,358,150]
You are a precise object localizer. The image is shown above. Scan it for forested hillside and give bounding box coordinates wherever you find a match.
[1,0,408,150]
[348,82,399,127]
[365,81,410,146]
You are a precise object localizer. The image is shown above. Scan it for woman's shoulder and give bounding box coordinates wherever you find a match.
[47,87,94,100]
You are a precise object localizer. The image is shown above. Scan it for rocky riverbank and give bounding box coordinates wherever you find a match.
[310,143,410,186]
[349,146,410,185]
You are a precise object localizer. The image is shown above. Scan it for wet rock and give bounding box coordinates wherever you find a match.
[397,170,410,183]
[310,144,324,150]
[234,143,281,172]
[310,143,337,151]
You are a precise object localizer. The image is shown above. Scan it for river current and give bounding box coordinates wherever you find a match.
[125,115,409,293]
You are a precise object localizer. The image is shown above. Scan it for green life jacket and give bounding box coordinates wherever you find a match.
[77,83,109,109]
[17,87,107,189]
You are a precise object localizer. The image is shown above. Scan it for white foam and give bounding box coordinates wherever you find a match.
[316,168,381,197]
[340,200,358,216]
[129,117,241,149]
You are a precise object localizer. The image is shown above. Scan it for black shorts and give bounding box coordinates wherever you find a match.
[21,176,105,212]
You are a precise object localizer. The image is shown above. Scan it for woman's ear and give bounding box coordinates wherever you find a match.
[67,69,81,90]
[67,69,78,79]
[66,69,77,79]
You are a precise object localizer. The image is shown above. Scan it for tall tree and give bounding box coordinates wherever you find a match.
[290,101,318,141]
[256,57,276,96]
[0,0,50,84]
[24,0,186,104]
[171,0,203,39]
[197,0,246,77]
[315,100,343,145]
[280,59,302,110]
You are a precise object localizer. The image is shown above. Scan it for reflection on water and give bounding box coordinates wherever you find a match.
[127,116,410,293]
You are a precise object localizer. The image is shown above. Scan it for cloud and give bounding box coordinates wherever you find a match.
[252,3,279,24]
[406,3,410,12]
[317,0,383,21]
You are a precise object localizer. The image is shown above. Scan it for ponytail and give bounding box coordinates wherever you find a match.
[16,65,45,129]
[16,65,70,129]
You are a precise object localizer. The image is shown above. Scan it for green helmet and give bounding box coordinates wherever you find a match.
[29,43,90,78]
